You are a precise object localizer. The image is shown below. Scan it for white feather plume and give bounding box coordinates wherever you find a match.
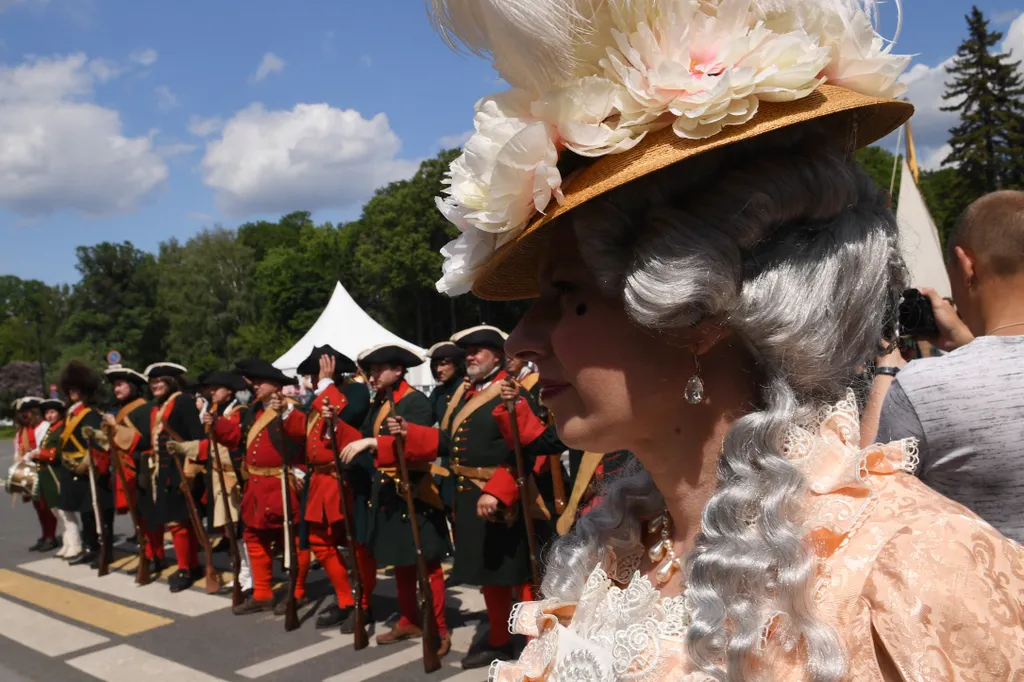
[427,0,602,95]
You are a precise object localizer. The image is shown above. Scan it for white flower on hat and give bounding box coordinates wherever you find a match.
[429,0,911,294]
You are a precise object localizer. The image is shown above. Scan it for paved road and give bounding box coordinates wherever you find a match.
[0,440,493,682]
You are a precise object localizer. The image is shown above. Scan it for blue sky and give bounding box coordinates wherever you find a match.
[1,0,1021,285]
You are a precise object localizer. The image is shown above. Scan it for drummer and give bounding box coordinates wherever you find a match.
[36,399,81,559]
[13,397,58,553]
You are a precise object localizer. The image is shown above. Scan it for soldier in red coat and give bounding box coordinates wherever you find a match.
[293,345,374,631]
[202,359,306,615]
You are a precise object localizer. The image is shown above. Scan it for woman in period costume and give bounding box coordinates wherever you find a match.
[12,397,58,552]
[425,1,1024,680]
[34,399,81,558]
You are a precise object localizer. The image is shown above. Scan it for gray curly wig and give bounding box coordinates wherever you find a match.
[540,121,907,682]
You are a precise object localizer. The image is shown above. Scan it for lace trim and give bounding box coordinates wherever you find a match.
[508,601,525,635]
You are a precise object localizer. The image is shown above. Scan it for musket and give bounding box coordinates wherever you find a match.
[387,390,442,673]
[504,390,542,595]
[167,434,221,594]
[105,422,150,585]
[274,396,300,632]
[323,397,368,649]
[549,454,566,516]
[207,412,243,607]
[84,448,110,578]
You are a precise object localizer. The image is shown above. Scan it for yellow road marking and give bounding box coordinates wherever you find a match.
[0,569,173,636]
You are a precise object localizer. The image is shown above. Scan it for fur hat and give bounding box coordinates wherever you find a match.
[60,360,100,400]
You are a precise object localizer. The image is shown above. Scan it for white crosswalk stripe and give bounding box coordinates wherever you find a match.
[236,631,350,679]
[20,557,229,617]
[0,595,109,656]
[321,644,428,682]
[67,644,228,682]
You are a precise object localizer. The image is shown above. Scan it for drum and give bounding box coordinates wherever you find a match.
[3,460,40,499]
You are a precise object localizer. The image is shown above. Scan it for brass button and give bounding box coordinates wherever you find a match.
[457,476,465,483]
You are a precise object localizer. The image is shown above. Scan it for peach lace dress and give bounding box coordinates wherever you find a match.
[492,391,1024,682]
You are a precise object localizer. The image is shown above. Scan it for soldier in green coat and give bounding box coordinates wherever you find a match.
[394,325,559,669]
[340,344,452,657]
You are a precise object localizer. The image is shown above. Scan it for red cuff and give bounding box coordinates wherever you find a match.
[214,416,241,449]
[376,435,396,468]
[36,448,56,464]
[312,384,348,412]
[532,455,550,476]
[403,423,440,460]
[283,408,306,442]
[483,466,519,508]
[197,439,210,463]
[92,448,111,475]
[492,398,546,449]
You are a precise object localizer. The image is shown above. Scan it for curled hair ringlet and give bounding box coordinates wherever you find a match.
[540,121,907,682]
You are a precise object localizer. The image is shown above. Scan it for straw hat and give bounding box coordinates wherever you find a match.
[428,0,915,300]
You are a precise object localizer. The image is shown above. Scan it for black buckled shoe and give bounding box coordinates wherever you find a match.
[315,603,350,630]
[460,642,514,670]
[28,537,46,552]
[68,550,96,566]
[148,557,166,575]
[232,596,274,616]
[168,568,196,593]
[37,538,59,552]
[273,595,309,616]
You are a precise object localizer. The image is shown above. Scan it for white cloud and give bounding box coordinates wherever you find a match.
[249,52,285,83]
[437,130,472,149]
[156,142,197,158]
[187,211,216,222]
[1003,12,1024,61]
[919,143,952,172]
[200,103,418,216]
[0,53,167,216]
[359,55,372,68]
[154,84,178,111]
[188,114,223,137]
[129,48,158,67]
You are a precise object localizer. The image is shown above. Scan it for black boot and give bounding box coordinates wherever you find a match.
[315,604,350,630]
[28,537,46,552]
[89,547,113,570]
[460,641,515,670]
[168,568,196,593]
[338,606,374,634]
[69,550,96,566]
[37,538,59,552]
[149,557,166,575]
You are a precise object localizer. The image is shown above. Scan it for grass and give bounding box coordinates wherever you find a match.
[0,425,15,440]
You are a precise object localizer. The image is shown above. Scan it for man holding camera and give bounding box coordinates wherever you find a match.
[875,190,1024,543]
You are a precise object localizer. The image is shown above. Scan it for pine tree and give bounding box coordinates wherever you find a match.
[942,6,1024,206]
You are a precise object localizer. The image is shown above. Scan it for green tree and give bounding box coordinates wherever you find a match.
[56,242,166,374]
[156,228,260,372]
[857,145,902,200]
[942,6,1024,205]
[237,211,315,262]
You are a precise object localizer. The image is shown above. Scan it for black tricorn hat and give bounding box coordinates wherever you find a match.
[13,396,43,412]
[144,362,188,380]
[199,370,249,393]
[426,341,464,361]
[357,344,425,370]
[451,325,508,352]
[60,360,100,399]
[39,398,66,414]
[298,344,357,377]
[104,366,148,387]
[234,359,297,387]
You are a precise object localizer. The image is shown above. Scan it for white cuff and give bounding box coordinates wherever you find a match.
[315,378,335,396]
[281,404,294,420]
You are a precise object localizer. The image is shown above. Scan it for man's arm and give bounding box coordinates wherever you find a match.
[875,379,929,476]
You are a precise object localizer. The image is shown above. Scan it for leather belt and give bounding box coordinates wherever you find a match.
[451,463,551,522]
[311,463,338,476]
[245,465,282,479]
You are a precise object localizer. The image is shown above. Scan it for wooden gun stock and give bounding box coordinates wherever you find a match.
[106,424,149,585]
[276,408,300,632]
[324,398,369,649]
[505,398,542,596]
[208,420,243,607]
[549,454,566,516]
[387,393,441,673]
[168,440,221,594]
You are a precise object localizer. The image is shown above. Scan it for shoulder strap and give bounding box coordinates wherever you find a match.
[151,393,182,444]
[371,401,391,438]
[451,382,504,434]
[520,373,540,392]
[116,398,147,424]
[60,407,91,453]
[440,382,468,432]
[247,407,278,450]
[556,451,605,536]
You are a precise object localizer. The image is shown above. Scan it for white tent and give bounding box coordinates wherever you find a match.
[896,157,952,299]
[273,282,435,389]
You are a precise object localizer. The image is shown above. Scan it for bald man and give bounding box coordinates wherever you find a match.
[877,190,1024,542]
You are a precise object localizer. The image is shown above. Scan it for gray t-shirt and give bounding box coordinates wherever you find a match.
[877,335,1024,543]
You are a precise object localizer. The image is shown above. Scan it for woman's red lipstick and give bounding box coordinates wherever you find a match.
[539,379,570,401]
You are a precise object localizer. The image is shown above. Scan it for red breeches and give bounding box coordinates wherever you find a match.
[32,499,57,540]
[482,583,535,647]
[394,561,448,638]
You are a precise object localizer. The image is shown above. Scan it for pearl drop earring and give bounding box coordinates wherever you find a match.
[684,349,705,405]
